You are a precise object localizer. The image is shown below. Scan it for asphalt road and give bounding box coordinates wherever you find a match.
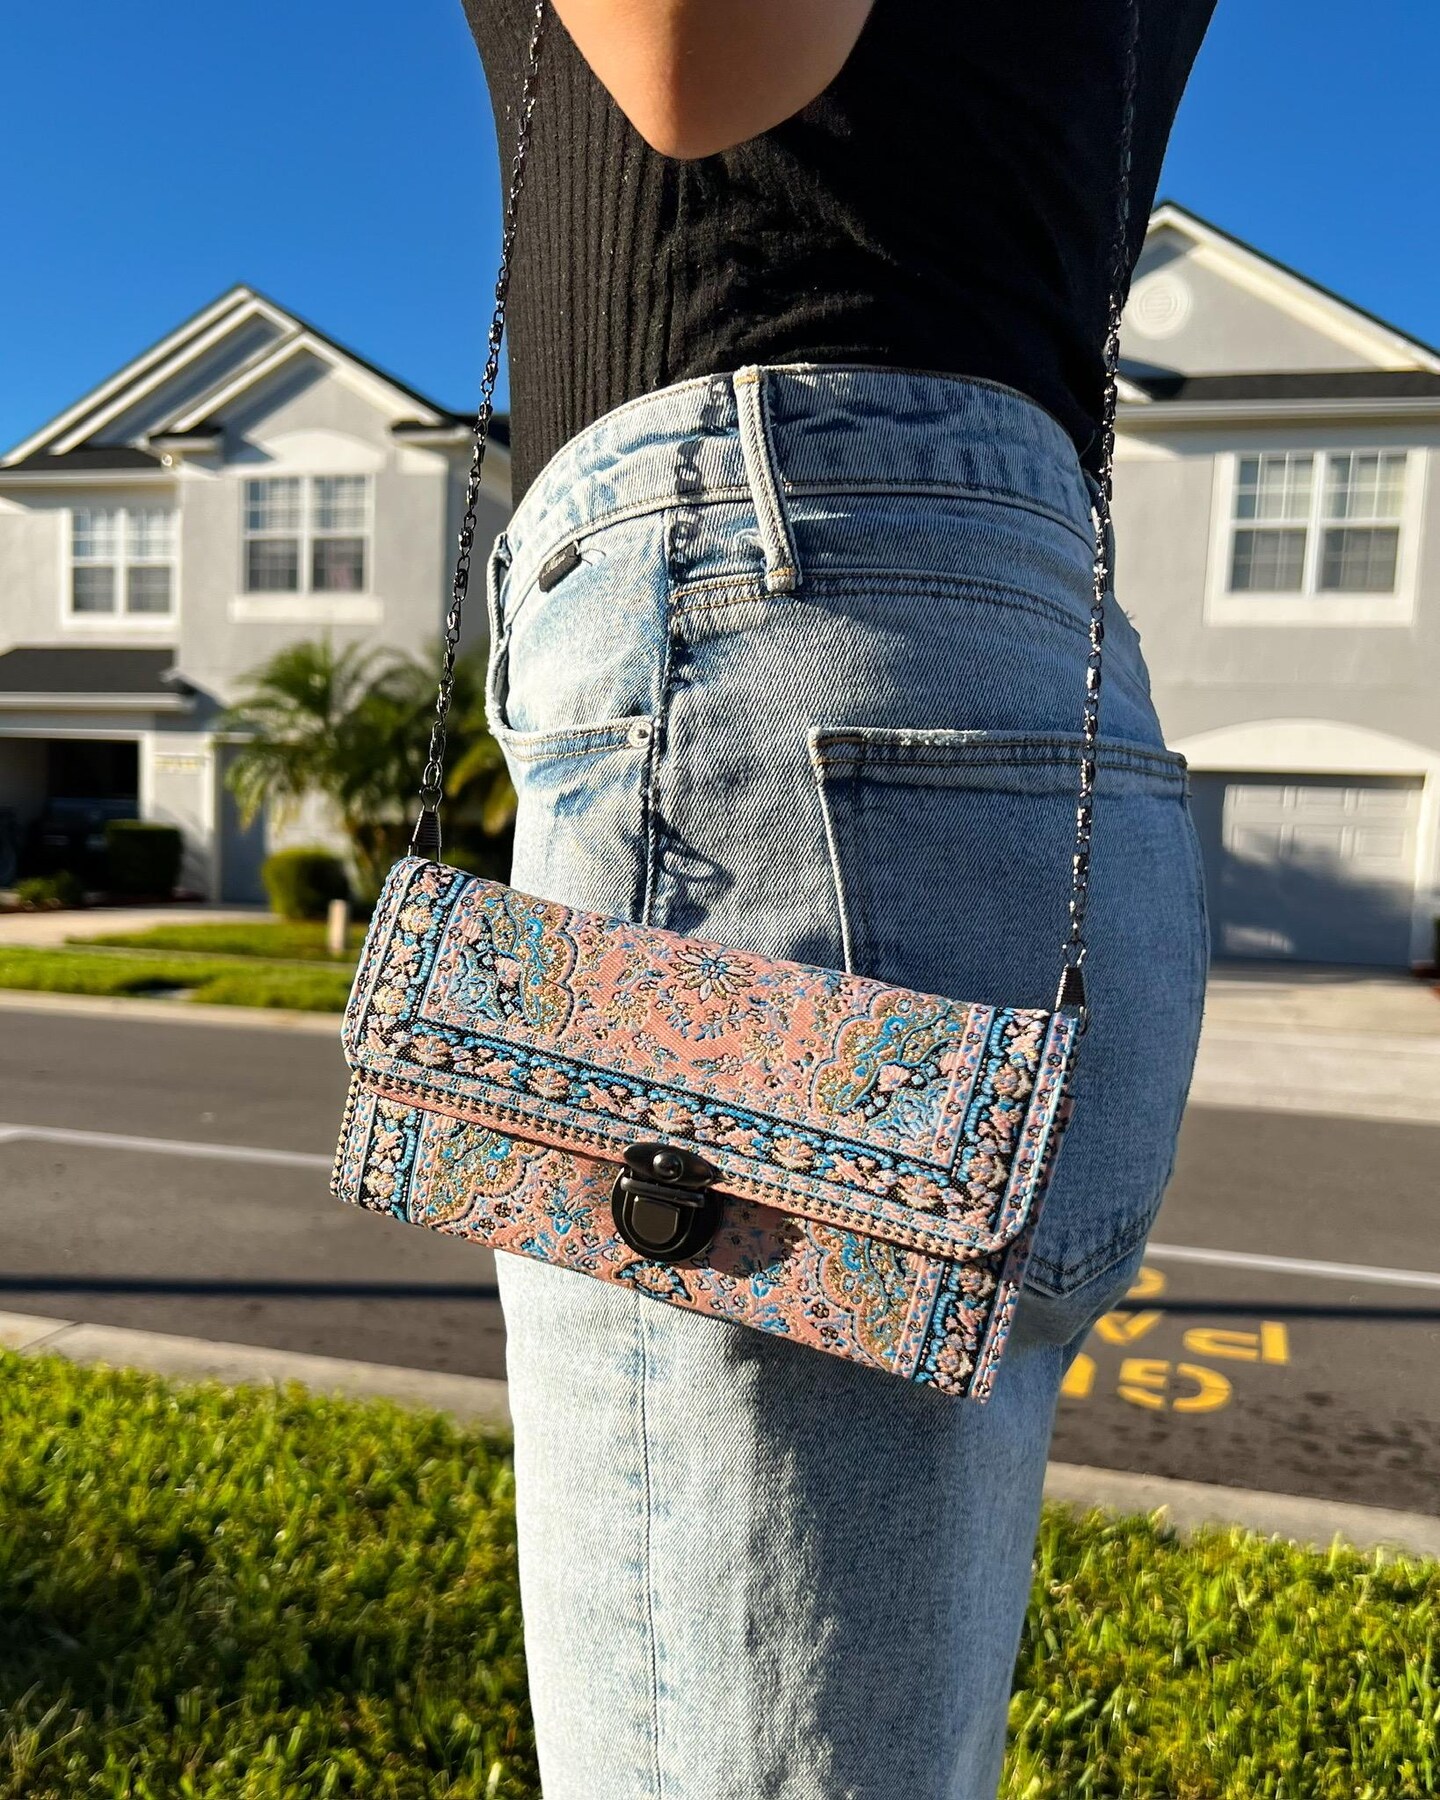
[2,1005,1436,1513]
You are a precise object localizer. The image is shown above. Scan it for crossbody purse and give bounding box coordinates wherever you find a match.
[330,0,1141,1400]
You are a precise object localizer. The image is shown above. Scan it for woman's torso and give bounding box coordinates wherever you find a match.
[464,0,1216,502]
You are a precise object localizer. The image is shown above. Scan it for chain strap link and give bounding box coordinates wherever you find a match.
[1056,0,1141,1025]
[410,0,549,862]
[413,0,1142,1030]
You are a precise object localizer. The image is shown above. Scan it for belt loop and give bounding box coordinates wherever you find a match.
[732,365,801,595]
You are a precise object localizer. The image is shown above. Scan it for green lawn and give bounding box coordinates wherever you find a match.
[0,946,352,1012]
[1011,1512,1437,1798]
[77,921,369,961]
[0,1355,532,1800]
[1,1352,1435,1799]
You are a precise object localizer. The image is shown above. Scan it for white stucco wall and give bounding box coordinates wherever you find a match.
[1125,229,1407,376]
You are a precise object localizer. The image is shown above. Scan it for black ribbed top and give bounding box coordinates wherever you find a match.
[463,0,1215,502]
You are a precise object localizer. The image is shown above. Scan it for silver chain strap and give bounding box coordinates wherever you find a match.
[1056,0,1141,1024]
[410,0,549,861]
[412,0,1141,1031]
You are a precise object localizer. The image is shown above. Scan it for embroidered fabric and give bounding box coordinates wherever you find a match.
[331,858,1077,1398]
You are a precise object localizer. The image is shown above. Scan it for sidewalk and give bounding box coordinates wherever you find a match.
[1202,961,1440,1038]
[0,902,271,946]
[3,949,1436,1118]
[4,909,1434,1028]
[1193,962,1440,1124]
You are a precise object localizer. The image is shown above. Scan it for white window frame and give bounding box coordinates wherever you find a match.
[62,500,179,633]
[1206,445,1423,628]
[240,474,373,598]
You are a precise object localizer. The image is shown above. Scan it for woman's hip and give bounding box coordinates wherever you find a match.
[484,364,1209,1289]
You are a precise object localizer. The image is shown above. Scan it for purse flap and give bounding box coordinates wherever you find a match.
[341,857,1078,1261]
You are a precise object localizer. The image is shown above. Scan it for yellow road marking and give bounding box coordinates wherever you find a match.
[1093,1308,1165,1346]
[1172,1362,1233,1413]
[1117,1357,1235,1413]
[1061,1353,1096,1400]
[1117,1358,1170,1409]
[1182,1324,1290,1365]
[1126,1265,1168,1302]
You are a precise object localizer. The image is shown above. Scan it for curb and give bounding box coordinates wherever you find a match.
[3,1307,1436,1560]
[0,1309,510,1427]
[1042,1461,1440,1560]
[0,989,342,1034]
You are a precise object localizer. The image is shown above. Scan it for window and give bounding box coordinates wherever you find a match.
[70,505,176,616]
[244,475,369,594]
[1321,452,1405,592]
[1228,451,1407,596]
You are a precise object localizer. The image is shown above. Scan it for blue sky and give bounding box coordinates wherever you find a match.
[3,0,1436,452]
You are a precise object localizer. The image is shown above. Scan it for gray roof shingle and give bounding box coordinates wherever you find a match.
[0,645,181,695]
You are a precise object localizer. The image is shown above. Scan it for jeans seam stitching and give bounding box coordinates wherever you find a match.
[1026,1212,1153,1292]
[810,746,1189,791]
[642,543,678,928]
[780,480,1093,546]
[808,730,858,975]
[509,481,1095,600]
[847,764,873,978]
[636,1308,664,1800]
[491,718,657,761]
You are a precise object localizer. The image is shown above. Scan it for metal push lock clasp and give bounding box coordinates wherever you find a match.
[610,1142,722,1263]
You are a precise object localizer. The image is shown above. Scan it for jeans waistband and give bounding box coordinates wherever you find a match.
[500,364,1097,604]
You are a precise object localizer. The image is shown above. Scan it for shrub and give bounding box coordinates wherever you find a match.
[437,837,511,882]
[13,870,85,911]
[105,820,183,897]
[262,846,351,921]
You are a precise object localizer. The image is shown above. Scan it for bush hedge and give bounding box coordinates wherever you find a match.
[261,847,351,921]
[105,820,183,897]
[12,870,86,911]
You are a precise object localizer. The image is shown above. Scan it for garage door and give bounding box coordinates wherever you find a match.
[1190,773,1422,966]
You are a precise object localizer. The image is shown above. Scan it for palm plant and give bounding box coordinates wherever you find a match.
[217,635,515,900]
[369,649,518,839]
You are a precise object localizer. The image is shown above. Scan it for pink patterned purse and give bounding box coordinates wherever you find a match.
[332,859,1077,1398]
[329,0,1140,1398]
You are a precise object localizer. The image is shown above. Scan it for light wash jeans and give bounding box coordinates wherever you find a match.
[483,364,1209,1800]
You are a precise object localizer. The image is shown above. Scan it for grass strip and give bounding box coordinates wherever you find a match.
[77,922,368,961]
[0,1353,532,1799]
[1010,1507,1438,1798]
[0,947,350,1012]
[1,1351,1435,1799]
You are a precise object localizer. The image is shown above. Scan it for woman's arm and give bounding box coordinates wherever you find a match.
[547,0,875,158]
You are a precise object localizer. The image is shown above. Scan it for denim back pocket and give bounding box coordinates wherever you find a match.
[807,725,1210,1295]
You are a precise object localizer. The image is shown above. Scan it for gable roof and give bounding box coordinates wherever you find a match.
[1141,201,1440,376]
[2,285,509,470]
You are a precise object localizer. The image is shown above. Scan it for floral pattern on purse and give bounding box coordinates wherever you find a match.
[331,856,1078,1398]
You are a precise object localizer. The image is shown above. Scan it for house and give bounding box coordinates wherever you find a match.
[0,286,510,900]
[1116,203,1440,968]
